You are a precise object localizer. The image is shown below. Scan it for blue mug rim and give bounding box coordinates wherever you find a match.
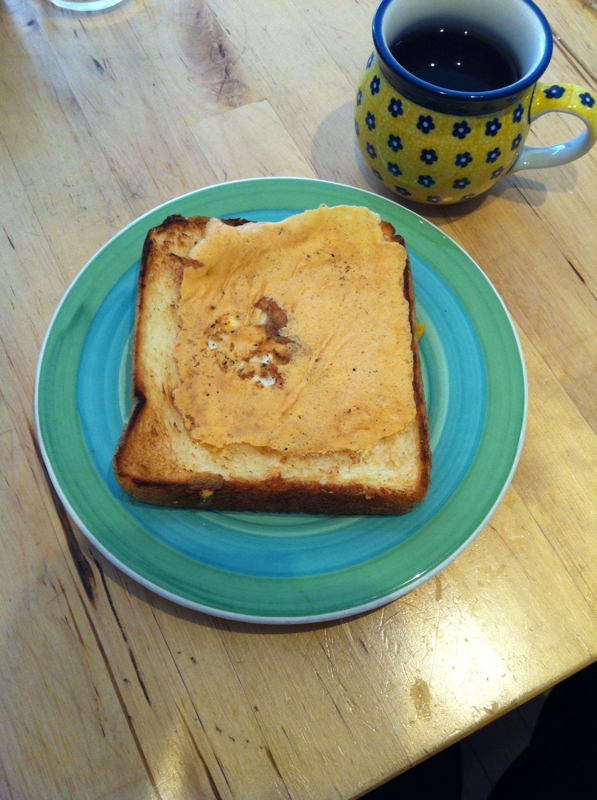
[372,0,553,104]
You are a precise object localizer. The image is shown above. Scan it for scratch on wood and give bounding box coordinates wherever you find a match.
[326,686,350,729]
[179,713,224,800]
[93,557,127,640]
[566,257,597,301]
[1,336,15,368]
[264,746,284,781]
[161,632,213,737]
[75,588,164,799]
[213,753,232,793]
[514,185,542,219]
[93,557,151,704]
[61,582,86,647]
[28,421,96,603]
[91,683,107,738]
[566,257,586,284]
[3,226,15,250]
[91,56,105,73]
[358,638,369,654]
[128,647,151,705]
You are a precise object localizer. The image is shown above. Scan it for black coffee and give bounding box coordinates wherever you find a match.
[389,25,520,92]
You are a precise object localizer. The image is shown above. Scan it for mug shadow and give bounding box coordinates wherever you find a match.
[310,101,579,217]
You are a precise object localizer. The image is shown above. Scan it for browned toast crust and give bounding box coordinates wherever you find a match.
[113,213,431,515]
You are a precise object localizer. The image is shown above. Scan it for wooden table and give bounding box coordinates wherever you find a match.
[2,0,597,797]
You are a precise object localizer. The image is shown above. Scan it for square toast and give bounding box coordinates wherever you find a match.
[113,206,431,514]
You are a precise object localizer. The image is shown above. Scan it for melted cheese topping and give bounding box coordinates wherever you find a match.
[173,205,415,454]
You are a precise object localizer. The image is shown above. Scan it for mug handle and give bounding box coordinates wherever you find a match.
[512,81,597,172]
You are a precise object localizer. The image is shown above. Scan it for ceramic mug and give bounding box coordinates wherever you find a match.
[355,0,597,204]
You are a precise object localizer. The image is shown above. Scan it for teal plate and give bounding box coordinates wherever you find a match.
[35,177,526,623]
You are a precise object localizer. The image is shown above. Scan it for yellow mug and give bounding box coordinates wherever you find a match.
[355,0,597,205]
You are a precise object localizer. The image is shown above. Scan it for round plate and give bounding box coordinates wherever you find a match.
[35,177,526,623]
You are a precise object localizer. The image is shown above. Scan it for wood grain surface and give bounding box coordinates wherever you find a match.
[1,0,597,798]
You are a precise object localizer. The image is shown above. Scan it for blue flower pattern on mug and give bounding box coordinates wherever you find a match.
[417,115,435,134]
[354,46,589,203]
[544,85,565,99]
[455,152,472,168]
[452,121,471,139]
[485,118,502,136]
[420,149,438,165]
[388,134,403,152]
[418,175,435,187]
[388,98,403,117]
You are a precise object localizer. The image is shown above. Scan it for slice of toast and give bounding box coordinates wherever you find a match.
[113,207,431,515]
